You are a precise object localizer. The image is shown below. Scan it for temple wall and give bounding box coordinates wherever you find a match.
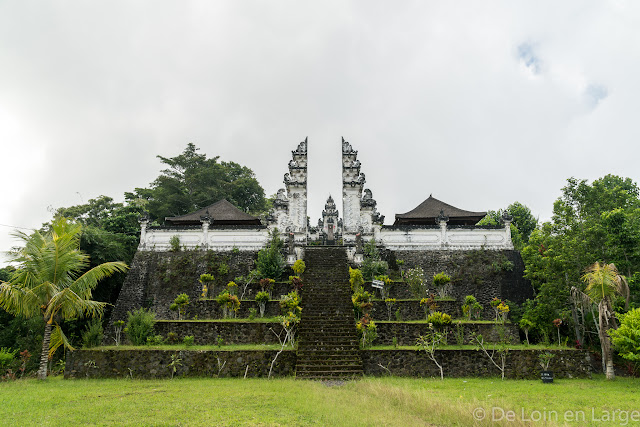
[139,227,269,252]
[377,226,513,250]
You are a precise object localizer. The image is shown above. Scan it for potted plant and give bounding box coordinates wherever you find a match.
[539,351,555,383]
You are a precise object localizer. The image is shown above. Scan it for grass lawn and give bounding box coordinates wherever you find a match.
[1,375,639,426]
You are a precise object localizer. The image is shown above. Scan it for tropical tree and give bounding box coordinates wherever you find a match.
[0,217,128,380]
[581,262,629,380]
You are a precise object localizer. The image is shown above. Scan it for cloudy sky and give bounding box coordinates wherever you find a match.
[1,1,639,264]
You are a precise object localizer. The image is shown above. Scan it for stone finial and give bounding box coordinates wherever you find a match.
[502,210,513,223]
[436,209,449,225]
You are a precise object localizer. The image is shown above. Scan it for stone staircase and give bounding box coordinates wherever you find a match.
[296,246,364,380]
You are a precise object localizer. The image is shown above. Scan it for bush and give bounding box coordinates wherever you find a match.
[147,335,165,345]
[183,336,195,347]
[81,319,104,348]
[609,307,640,363]
[361,239,388,280]
[125,308,157,345]
[349,268,364,292]
[257,229,285,280]
[292,259,306,276]
[462,295,483,320]
[427,311,452,327]
[279,291,302,316]
[406,267,427,299]
[0,348,16,370]
[255,291,270,304]
[169,293,190,320]
[169,235,181,252]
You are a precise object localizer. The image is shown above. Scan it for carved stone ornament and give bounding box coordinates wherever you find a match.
[436,209,449,224]
[502,210,513,222]
[342,137,357,155]
[292,138,308,155]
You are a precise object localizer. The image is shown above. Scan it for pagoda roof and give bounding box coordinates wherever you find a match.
[394,195,486,226]
[165,199,262,226]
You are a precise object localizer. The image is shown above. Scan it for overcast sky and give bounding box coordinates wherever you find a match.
[1,1,639,265]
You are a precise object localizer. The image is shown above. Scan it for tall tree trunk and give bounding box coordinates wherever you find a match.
[38,319,53,380]
[599,300,615,380]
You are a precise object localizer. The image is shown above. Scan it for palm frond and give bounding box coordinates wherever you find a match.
[49,324,74,359]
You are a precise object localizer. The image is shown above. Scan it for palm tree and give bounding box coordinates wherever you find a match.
[581,262,629,380]
[0,217,128,380]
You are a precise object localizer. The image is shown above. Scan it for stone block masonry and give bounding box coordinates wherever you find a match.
[65,349,296,379]
[384,249,533,307]
[66,348,590,380]
[154,321,285,345]
[362,349,591,379]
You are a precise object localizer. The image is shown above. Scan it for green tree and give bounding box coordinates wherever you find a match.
[477,201,537,250]
[128,143,267,220]
[520,175,640,348]
[0,217,128,380]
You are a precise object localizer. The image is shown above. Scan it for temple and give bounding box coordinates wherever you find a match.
[137,137,513,257]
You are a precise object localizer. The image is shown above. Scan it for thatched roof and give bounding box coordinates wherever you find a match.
[165,199,262,226]
[394,195,486,226]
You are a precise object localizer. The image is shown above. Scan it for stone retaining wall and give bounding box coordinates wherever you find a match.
[154,321,285,345]
[369,300,459,321]
[362,349,591,379]
[375,322,519,346]
[65,349,296,379]
[382,249,533,308]
[65,348,590,380]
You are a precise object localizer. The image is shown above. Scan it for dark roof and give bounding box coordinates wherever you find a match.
[394,195,486,226]
[165,199,262,226]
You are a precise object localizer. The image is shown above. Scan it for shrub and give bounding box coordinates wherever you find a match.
[352,290,374,319]
[0,348,16,370]
[199,273,215,298]
[349,268,364,292]
[183,336,195,347]
[609,307,640,363]
[169,293,190,320]
[406,267,427,299]
[215,291,240,318]
[255,291,270,317]
[81,319,104,348]
[226,281,238,295]
[167,332,179,344]
[257,229,285,280]
[462,295,483,320]
[292,259,306,276]
[289,275,303,291]
[125,308,156,346]
[427,311,452,327]
[361,239,388,280]
[433,272,452,298]
[259,278,275,295]
[356,314,377,348]
[279,291,302,316]
[169,235,181,252]
[147,335,165,346]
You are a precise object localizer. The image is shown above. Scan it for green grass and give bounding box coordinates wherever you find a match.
[376,319,509,324]
[157,317,281,323]
[1,375,638,426]
[370,344,576,351]
[97,343,286,351]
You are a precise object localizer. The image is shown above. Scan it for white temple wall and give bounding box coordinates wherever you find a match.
[379,226,513,250]
[342,187,361,234]
[139,228,270,252]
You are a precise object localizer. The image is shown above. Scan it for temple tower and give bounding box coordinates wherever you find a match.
[270,138,308,243]
[320,195,342,244]
[341,137,383,243]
